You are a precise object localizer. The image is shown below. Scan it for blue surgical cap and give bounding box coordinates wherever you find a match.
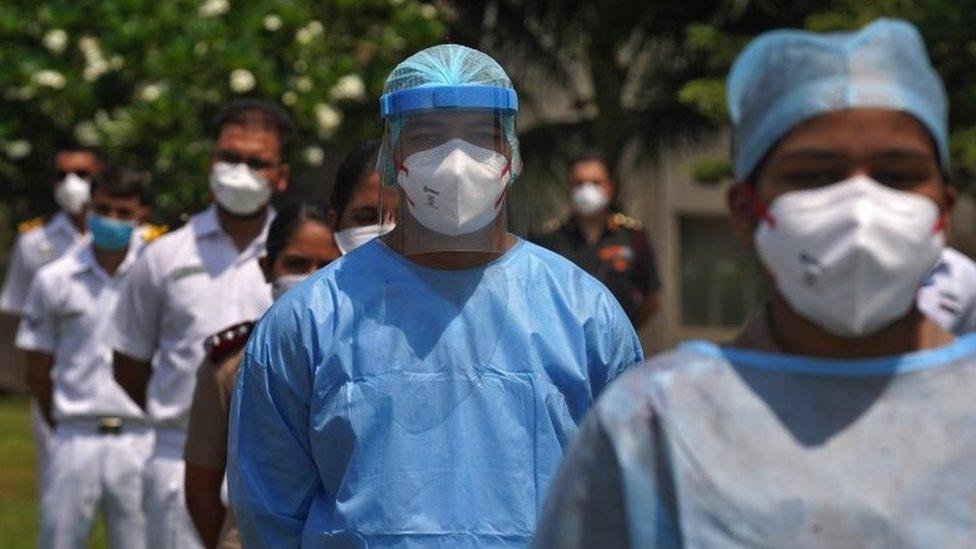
[727,18,949,180]
[377,44,522,185]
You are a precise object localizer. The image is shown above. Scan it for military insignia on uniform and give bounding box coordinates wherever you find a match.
[540,218,563,233]
[204,321,255,364]
[598,244,634,272]
[17,216,44,234]
[141,224,170,244]
[609,213,642,231]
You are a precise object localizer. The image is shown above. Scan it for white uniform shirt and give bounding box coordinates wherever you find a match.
[918,247,976,335]
[16,241,144,421]
[111,205,272,429]
[1,211,86,315]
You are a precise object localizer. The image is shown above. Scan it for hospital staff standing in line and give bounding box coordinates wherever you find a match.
[18,166,159,549]
[111,99,291,549]
[183,201,340,549]
[228,44,643,547]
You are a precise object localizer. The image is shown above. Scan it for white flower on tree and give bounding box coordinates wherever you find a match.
[229,69,256,93]
[330,74,366,101]
[314,103,342,135]
[198,0,229,17]
[33,70,66,89]
[43,29,68,54]
[79,35,110,81]
[4,140,32,159]
[140,83,164,102]
[74,121,101,146]
[304,145,325,166]
[282,91,298,106]
[420,4,438,19]
[295,21,324,44]
[296,76,313,93]
[264,14,282,31]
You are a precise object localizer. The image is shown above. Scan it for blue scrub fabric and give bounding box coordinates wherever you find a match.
[534,334,976,548]
[228,238,642,548]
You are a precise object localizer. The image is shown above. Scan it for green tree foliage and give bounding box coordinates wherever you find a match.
[450,1,976,187]
[0,0,445,223]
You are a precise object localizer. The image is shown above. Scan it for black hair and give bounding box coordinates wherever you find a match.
[331,140,381,221]
[90,165,152,206]
[265,201,331,267]
[567,149,610,174]
[213,98,296,152]
[50,138,105,168]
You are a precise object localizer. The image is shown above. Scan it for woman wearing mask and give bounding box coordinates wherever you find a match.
[536,19,976,548]
[182,201,340,549]
[330,140,399,254]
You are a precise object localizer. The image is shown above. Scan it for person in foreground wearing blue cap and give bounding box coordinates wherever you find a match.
[227,44,642,547]
[534,18,976,548]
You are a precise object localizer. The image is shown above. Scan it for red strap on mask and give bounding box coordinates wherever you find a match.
[743,184,775,228]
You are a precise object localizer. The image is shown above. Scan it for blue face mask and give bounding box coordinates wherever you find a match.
[89,214,136,251]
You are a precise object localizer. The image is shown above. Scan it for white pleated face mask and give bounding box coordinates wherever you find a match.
[54,173,91,216]
[754,175,944,337]
[334,224,394,255]
[209,162,272,216]
[397,138,511,237]
[271,273,308,301]
[571,182,609,216]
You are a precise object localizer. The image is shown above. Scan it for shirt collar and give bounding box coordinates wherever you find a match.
[50,210,85,240]
[194,204,276,242]
[71,238,141,280]
[192,205,223,238]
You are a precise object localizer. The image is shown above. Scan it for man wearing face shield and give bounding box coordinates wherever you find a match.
[535,19,976,548]
[1,143,103,494]
[228,45,642,548]
[111,99,291,549]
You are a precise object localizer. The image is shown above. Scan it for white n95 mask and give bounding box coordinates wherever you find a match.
[210,162,272,216]
[754,175,944,337]
[571,182,609,216]
[397,138,511,237]
[271,273,308,301]
[54,173,91,215]
[334,224,394,255]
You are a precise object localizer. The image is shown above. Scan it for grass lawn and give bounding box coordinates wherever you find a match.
[0,395,107,549]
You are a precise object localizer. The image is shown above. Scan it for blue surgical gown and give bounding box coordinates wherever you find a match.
[228,238,642,547]
[534,334,976,548]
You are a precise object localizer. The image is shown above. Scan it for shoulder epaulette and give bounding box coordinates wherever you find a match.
[609,212,643,231]
[17,216,44,234]
[141,224,170,244]
[540,217,565,234]
[203,321,255,365]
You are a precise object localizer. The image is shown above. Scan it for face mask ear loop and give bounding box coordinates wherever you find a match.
[744,184,776,228]
[395,160,415,207]
[494,161,512,208]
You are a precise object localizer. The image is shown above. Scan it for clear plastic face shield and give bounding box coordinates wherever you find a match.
[378,85,524,256]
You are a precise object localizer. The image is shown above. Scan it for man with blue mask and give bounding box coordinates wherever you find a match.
[228,44,642,547]
[111,99,291,549]
[535,19,976,547]
[17,166,161,549]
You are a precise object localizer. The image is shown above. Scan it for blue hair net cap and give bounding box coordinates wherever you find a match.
[377,44,522,184]
[727,18,949,180]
